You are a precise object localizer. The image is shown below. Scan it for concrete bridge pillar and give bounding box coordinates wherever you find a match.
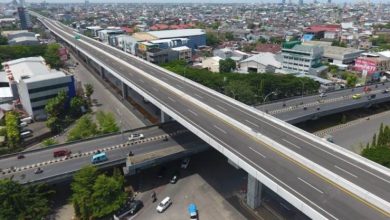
[121,81,128,98]
[160,110,173,123]
[246,174,263,209]
[100,66,105,79]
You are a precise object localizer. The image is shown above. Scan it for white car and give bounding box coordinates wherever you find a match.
[319,93,327,98]
[128,133,144,141]
[181,158,190,169]
[156,197,172,213]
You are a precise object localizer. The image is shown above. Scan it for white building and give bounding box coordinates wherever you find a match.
[2,57,75,118]
[282,44,324,75]
[171,46,192,62]
[239,52,282,74]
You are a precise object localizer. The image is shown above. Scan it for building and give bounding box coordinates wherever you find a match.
[146,48,179,65]
[2,57,75,118]
[17,7,32,30]
[239,52,282,74]
[143,29,206,51]
[304,24,341,40]
[116,35,140,55]
[303,41,363,64]
[201,57,222,73]
[98,29,124,44]
[282,44,325,75]
[171,46,192,63]
[354,53,390,76]
[213,48,249,62]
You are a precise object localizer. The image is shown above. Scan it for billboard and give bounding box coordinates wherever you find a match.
[355,58,377,74]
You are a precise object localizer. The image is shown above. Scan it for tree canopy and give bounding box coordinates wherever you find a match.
[219,58,236,73]
[71,166,127,219]
[162,60,320,105]
[96,111,119,134]
[0,179,53,220]
[44,43,62,70]
[67,115,98,142]
[5,111,20,148]
[362,123,390,168]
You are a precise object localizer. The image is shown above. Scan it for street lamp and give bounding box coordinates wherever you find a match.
[262,91,277,114]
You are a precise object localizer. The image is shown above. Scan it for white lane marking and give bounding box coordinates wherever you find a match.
[290,133,390,184]
[216,104,227,111]
[139,79,145,83]
[282,139,302,149]
[176,84,184,89]
[188,109,198,116]
[152,87,159,92]
[213,125,227,134]
[249,147,266,158]
[335,165,358,178]
[37,23,340,219]
[298,177,324,194]
[245,119,259,128]
[194,94,203,99]
[168,97,176,103]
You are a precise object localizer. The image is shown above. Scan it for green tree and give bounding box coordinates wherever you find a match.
[70,96,87,118]
[225,80,256,104]
[219,58,236,73]
[43,43,62,69]
[91,174,127,218]
[67,115,98,141]
[362,147,390,168]
[377,123,385,146]
[372,133,377,148]
[96,111,119,134]
[206,32,220,47]
[84,83,94,103]
[5,111,20,148]
[225,32,234,41]
[0,179,53,219]
[0,36,7,45]
[45,90,68,132]
[71,166,98,219]
[0,45,47,60]
[42,138,58,147]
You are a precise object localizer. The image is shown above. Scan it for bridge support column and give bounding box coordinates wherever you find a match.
[121,81,128,98]
[160,110,174,123]
[100,66,105,78]
[246,174,263,209]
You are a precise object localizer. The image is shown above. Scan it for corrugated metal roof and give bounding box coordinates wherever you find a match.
[147,29,205,39]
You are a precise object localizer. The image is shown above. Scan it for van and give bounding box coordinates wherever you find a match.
[53,149,71,157]
[156,197,172,213]
[20,131,33,138]
[91,152,108,164]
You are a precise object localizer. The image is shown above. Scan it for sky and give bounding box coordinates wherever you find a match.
[1,0,388,3]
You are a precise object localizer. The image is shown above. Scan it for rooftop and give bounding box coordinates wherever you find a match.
[240,52,282,68]
[147,29,205,39]
[171,46,191,51]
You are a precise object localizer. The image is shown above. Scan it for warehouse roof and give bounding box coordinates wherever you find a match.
[147,29,205,39]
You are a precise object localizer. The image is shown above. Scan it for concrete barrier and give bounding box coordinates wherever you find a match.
[41,18,390,218]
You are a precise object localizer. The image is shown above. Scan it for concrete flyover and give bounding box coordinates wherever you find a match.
[0,123,208,184]
[30,12,390,220]
[260,83,390,124]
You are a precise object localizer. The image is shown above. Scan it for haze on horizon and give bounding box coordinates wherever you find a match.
[1,0,389,4]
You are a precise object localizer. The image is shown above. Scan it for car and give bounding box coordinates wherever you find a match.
[128,133,144,141]
[352,94,362,99]
[17,154,25,159]
[188,203,198,219]
[382,89,389,94]
[181,158,190,169]
[34,168,43,174]
[91,152,108,164]
[53,149,71,158]
[156,197,172,213]
[128,200,143,215]
[170,171,179,184]
[319,93,327,98]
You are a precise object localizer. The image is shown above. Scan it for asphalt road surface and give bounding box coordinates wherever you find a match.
[30,14,390,219]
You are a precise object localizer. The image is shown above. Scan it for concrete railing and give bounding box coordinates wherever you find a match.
[0,124,160,160]
[42,19,390,218]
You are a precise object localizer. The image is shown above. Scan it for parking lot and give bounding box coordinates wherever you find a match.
[123,149,273,220]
